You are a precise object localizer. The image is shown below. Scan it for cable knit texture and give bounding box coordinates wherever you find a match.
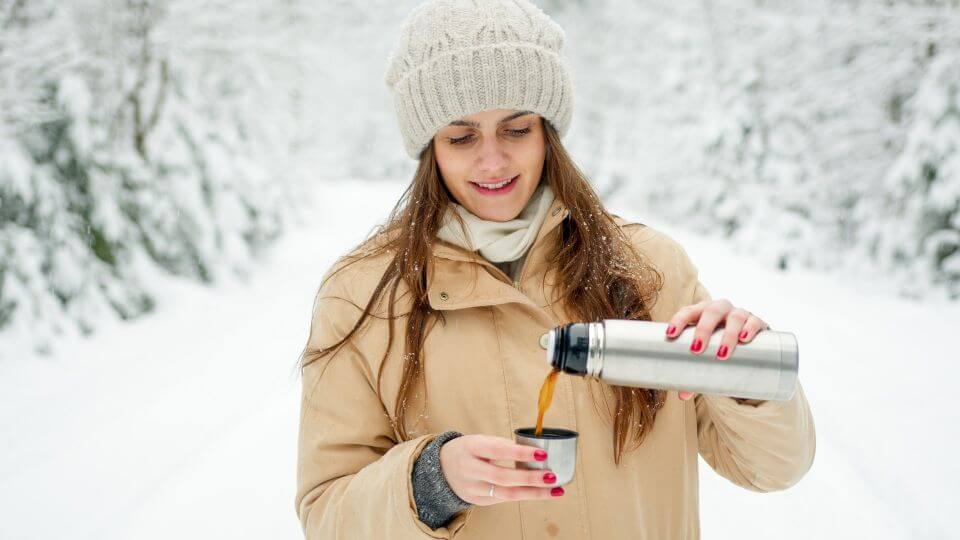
[384,0,575,159]
[436,182,555,263]
[412,430,471,529]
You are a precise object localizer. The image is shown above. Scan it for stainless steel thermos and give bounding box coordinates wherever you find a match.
[540,319,798,401]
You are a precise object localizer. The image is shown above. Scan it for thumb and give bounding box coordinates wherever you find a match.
[678,391,696,401]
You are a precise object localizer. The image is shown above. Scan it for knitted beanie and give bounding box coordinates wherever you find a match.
[384,0,574,159]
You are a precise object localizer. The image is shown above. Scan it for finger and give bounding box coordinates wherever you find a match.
[468,459,558,487]
[716,308,750,360]
[738,316,770,343]
[474,482,563,502]
[665,300,709,339]
[690,299,732,355]
[469,436,547,463]
[678,390,697,401]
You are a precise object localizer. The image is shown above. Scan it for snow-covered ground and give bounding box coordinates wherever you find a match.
[1,180,957,539]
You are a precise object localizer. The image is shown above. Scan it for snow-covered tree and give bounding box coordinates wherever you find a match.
[547,0,960,299]
[859,51,960,299]
[0,0,321,356]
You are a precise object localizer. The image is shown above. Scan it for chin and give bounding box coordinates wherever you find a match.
[473,200,525,222]
[480,210,518,222]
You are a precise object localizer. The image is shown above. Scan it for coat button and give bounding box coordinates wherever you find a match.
[439,291,449,301]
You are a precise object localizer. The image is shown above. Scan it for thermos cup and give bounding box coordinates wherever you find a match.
[540,319,798,401]
[513,427,578,486]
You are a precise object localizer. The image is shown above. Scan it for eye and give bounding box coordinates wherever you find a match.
[449,134,472,145]
[448,127,531,145]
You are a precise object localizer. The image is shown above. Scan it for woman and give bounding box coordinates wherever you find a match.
[295,1,816,538]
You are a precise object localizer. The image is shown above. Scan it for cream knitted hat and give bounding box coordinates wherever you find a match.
[384,0,574,159]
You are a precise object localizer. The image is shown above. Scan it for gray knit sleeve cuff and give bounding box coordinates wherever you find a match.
[411,430,474,529]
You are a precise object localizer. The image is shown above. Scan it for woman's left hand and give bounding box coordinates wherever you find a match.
[664,298,770,401]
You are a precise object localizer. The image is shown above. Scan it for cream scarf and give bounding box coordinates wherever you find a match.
[436,182,555,263]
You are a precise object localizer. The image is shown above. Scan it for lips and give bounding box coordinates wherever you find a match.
[470,174,519,194]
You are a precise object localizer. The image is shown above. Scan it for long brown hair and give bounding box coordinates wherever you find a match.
[299,118,665,465]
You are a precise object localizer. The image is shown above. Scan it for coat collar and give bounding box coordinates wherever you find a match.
[426,198,571,313]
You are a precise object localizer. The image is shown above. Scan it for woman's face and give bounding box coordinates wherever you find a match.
[433,108,546,222]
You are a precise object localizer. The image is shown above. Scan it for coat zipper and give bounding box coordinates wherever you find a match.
[489,258,526,291]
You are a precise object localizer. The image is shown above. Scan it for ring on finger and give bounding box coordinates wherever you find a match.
[488,483,496,498]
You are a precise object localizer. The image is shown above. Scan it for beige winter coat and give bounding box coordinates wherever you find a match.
[295,198,816,539]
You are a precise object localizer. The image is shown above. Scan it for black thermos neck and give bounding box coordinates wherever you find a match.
[549,322,591,376]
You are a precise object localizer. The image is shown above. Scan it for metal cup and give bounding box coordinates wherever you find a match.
[513,427,578,486]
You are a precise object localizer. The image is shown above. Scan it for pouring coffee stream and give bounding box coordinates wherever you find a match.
[534,367,560,437]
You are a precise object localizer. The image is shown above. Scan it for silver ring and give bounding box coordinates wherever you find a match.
[488,483,496,498]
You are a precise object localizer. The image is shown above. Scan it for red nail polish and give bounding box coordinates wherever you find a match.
[534,450,548,461]
[543,473,556,484]
[690,338,702,352]
[551,487,565,497]
[666,325,676,336]
[717,345,728,358]
[739,330,748,340]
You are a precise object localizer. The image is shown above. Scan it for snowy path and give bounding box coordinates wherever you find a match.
[1,181,956,539]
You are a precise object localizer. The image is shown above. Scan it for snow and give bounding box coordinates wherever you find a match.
[2,0,959,537]
[2,181,957,539]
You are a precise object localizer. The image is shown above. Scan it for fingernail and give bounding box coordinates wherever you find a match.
[690,338,702,352]
[739,330,748,340]
[666,325,676,336]
[543,473,556,484]
[551,487,565,497]
[534,450,548,461]
[717,345,728,359]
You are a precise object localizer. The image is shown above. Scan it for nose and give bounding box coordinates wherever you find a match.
[476,136,510,173]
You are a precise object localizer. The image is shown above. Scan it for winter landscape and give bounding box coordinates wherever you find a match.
[2,1,958,539]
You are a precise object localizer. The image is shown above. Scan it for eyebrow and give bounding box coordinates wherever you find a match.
[447,110,534,128]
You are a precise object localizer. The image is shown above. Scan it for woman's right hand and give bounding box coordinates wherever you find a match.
[438,433,565,505]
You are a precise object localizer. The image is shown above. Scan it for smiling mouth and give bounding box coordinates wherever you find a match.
[471,174,519,191]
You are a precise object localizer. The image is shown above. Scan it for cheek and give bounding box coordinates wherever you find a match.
[519,136,546,172]
[434,150,469,195]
